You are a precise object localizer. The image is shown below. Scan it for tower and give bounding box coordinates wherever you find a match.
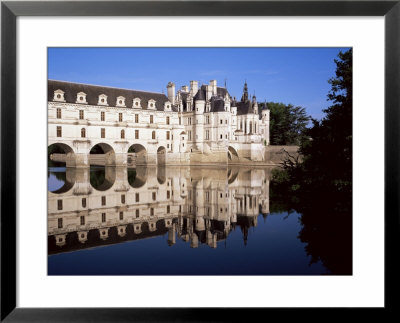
[241,81,249,102]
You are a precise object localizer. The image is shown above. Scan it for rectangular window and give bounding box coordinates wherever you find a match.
[101,196,106,206]
[220,120,223,124]
[152,192,156,201]
[56,126,62,137]
[136,209,139,218]
[135,114,139,123]
[166,116,170,125]
[135,129,139,139]
[79,110,84,120]
[57,199,63,210]
[119,113,123,122]
[121,194,125,204]
[101,128,105,138]
[167,205,170,214]
[150,115,153,123]
[121,129,125,139]
[135,193,139,202]
[101,213,106,223]
[56,108,61,119]
[119,211,124,220]
[150,208,154,216]
[82,198,86,208]
[101,111,105,121]
[80,216,85,225]
[166,131,170,140]
[179,117,181,125]
[58,218,63,228]
[167,191,170,199]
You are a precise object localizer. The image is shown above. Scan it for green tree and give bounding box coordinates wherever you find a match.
[260,102,310,145]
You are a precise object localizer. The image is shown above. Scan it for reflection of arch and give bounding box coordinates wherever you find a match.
[128,166,147,188]
[48,168,74,194]
[157,166,166,185]
[157,146,166,165]
[90,166,116,191]
[48,143,76,167]
[227,167,240,185]
[128,144,147,166]
[90,143,115,166]
[228,146,239,162]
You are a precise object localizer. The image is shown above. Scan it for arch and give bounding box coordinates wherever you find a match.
[157,146,166,165]
[128,166,147,188]
[90,166,116,191]
[128,144,147,166]
[90,143,116,166]
[48,143,76,167]
[228,146,239,163]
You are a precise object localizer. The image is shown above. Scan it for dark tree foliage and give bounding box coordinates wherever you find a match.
[270,49,353,274]
[260,102,310,145]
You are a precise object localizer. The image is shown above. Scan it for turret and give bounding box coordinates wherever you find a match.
[167,82,175,105]
[241,81,249,102]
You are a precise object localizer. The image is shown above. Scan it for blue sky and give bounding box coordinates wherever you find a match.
[48,47,350,120]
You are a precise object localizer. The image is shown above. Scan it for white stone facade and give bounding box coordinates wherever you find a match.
[48,79,270,166]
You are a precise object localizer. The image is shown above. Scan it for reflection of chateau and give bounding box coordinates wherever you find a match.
[48,79,270,167]
[48,167,271,254]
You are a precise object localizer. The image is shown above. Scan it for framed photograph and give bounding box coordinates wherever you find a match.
[1,0,399,321]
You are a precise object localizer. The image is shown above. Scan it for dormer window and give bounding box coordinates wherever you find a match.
[164,101,172,111]
[53,89,65,102]
[116,96,126,107]
[98,94,108,106]
[133,98,141,108]
[76,92,87,104]
[148,99,156,110]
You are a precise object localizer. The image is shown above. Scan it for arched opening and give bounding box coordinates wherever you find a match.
[157,146,166,165]
[228,146,239,163]
[128,166,147,188]
[128,144,147,166]
[90,143,115,166]
[48,143,75,167]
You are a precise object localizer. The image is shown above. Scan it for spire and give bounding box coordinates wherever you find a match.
[241,81,249,102]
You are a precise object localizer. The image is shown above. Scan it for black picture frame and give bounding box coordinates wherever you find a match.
[1,0,399,321]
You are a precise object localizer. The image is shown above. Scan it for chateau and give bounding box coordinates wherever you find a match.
[48,79,270,167]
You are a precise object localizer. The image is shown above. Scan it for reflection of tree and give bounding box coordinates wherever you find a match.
[90,167,105,189]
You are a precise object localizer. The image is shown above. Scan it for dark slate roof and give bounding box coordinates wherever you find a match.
[194,88,205,100]
[210,97,225,112]
[236,101,254,115]
[48,80,175,111]
[194,85,229,103]
[180,91,188,111]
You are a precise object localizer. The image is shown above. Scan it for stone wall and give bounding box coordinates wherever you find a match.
[264,145,301,165]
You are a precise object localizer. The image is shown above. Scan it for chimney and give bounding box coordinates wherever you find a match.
[181,85,189,92]
[210,80,217,96]
[190,80,198,96]
[167,82,175,105]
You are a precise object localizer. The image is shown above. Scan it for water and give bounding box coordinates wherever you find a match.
[47,166,348,275]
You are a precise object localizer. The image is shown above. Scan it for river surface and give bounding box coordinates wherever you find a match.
[48,166,350,275]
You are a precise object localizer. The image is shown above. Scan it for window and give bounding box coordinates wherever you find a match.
[220,134,223,139]
[101,128,105,138]
[166,131,170,140]
[119,211,124,220]
[135,193,139,202]
[121,194,125,204]
[56,108,61,119]
[58,218,63,228]
[150,208,154,216]
[101,213,106,222]
[166,116,170,125]
[152,192,156,200]
[167,191,170,199]
[119,113,123,122]
[179,117,181,125]
[135,114,139,123]
[226,120,228,124]
[101,111,105,121]
[81,128,86,138]
[136,209,139,218]
[135,130,139,139]
[167,205,170,213]
[79,110,84,120]
[56,126,62,137]
[80,216,85,225]
[101,196,106,206]
[220,120,223,124]
[121,129,125,139]
[152,131,156,140]
[57,199,63,210]
[150,115,153,123]
[82,198,86,208]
